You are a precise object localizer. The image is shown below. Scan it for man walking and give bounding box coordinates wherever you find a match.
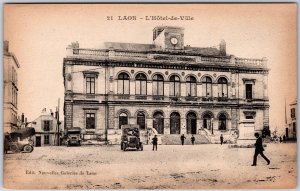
[251,132,270,166]
[220,134,224,145]
[191,135,195,145]
[180,134,186,145]
[152,135,158,151]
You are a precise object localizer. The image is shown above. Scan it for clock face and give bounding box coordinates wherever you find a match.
[171,37,178,45]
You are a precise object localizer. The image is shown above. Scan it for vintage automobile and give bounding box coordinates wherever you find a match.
[66,127,82,146]
[4,127,35,153]
[120,125,143,151]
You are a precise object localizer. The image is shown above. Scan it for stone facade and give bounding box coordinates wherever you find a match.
[3,41,20,133]
[63,26,269,144]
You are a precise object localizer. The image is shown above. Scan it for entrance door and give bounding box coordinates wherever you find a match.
[153,112,164,134]
[36,136,41,147]
[170,112,180,134]
[187,112,197,134]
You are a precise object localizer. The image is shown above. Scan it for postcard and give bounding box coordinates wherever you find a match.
[3,3,297,189]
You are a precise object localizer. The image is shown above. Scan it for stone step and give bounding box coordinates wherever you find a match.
[161,134,210,145]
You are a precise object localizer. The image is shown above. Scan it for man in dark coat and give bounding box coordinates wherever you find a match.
[220,134,224,145]
[152,135,158,151]
[191,135,195,145]
[251,132,270,166]
[180,134,186,145]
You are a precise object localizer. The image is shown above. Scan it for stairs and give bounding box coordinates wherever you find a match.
[161,134,210,145]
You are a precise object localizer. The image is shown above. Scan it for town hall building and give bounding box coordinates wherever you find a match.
[63,26,269,144]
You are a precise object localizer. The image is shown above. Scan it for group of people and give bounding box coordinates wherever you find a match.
[151,132,271,167]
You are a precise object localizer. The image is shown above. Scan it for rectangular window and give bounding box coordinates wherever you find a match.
[43,120,50,131]
[245,115,254,119]
[86,113,95,129]
[246,84,252,99]
[44,135,50,145]
[86,77,95,94]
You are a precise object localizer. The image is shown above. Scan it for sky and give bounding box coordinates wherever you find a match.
[4,4,297,134]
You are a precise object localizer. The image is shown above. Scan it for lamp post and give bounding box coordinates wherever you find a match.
[211,117,214,135]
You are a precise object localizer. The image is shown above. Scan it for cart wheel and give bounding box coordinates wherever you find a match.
[10,144,19,153]
[23,145,34,153]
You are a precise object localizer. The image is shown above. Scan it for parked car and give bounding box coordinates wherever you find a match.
[66,127,82,146]
[120,125,143,151]
[4,127,35,153]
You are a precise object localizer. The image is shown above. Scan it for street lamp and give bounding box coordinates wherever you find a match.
[211,117,214,135]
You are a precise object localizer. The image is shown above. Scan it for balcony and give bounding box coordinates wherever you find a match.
[153,95,164,100]
[202,97,213,102]
[135,95,147,100]
[185,96,198,101]
[117,94,130,100]
[217,97,229,102]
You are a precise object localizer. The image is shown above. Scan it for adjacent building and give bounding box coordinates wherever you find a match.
[286,99,297,139]
[31,110,60,147]
[63,26,270,144]
[3,41,20,133]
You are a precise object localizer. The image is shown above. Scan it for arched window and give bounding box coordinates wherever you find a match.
[170,112,180,134]
[153,112,164,134]
[218,114,227,130]
[119,112,128,129]
[135,73,147,95]
[117,73,130,94]
[202,76,212,97]
[203,113,212,129]
[186,76,197,97]
[170,75,180,96]
[137,112,146,130]
[186,112,197,134]
[153,74,164,96]
[218,77,228,97]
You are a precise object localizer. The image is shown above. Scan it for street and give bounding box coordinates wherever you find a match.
[3,143,297,189]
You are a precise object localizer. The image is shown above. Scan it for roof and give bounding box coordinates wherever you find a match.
[105,42,157,51]
[104,42,221,56]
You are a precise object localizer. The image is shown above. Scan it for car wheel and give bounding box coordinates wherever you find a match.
[10,144,19,153]
[140,145,143,151]
[121,143,123,150]
[23,145,34,153]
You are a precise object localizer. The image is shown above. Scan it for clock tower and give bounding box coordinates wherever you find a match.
[153,26,184,50]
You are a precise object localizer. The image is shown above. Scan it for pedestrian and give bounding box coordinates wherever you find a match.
[220,134,224,145]
[191,135,195,145]
[283,135,286,143]
[251,132,270,166]
[180,134,186,145]
[152,135,158,151]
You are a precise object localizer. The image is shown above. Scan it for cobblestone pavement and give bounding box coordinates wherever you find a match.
[3,143,297,189]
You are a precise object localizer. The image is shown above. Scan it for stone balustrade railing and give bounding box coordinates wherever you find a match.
[67,47,267,68]
[201,56,231,63]
[75,48,109,57]
[235,57,266,67]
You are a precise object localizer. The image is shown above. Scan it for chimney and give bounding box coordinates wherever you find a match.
[25,117,27,124]
[4,41,9,53]
[219,39,226,56]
